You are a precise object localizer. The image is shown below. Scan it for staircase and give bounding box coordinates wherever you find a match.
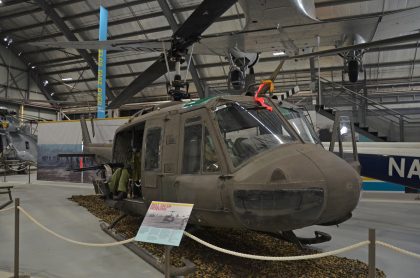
[315,77,416,142]
[315,104,388,142]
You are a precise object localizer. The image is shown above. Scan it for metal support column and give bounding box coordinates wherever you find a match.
[26,68,30,101]
[399,116,405,142]
[309,57,317,105]
[361,71,368,127]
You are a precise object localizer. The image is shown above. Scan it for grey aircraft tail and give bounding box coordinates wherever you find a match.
[80,115,92,145]
[79,116,113,163]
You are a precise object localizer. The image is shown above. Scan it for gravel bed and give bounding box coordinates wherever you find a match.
[70,195,386,278]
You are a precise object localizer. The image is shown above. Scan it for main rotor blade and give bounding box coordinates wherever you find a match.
[287,32,420,59]
[27,39,171,52]
[269,60,286,82]
[173,0,237,48]
[109,57,174,109]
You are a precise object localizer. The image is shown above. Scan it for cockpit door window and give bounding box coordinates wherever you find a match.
[182,122,202,174]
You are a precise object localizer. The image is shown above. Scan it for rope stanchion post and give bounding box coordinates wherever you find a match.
[3,159,6,182]
[14,198,20,278]
[368,228,376,278]
[28,164,31,184]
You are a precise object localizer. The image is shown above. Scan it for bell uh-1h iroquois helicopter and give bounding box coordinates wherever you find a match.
[80,93,361,246]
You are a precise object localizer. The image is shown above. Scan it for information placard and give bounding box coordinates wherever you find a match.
[135,201,193,246]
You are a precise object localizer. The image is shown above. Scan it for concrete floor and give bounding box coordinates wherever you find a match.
[297,191,420,278]
[1,173,420,277]
[0,173,162,278]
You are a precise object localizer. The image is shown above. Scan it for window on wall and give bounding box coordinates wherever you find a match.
[145,127,162,171]
[182,122,202,174]
[25,141,29,150]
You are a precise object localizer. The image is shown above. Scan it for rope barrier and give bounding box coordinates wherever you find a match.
[0,206,13,213]
[18,206,135,247]
[12,204,420,262]
[183,231,369,261]
[377,241,420,260]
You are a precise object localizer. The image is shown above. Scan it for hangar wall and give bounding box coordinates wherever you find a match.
[0,45,57,121]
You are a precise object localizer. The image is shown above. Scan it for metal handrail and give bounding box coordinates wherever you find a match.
[321,90,401,126]
[320,78,405,119]
[322,84,420,126]
[319,77,420,124]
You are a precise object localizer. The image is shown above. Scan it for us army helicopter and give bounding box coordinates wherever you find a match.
[81,90,361,245]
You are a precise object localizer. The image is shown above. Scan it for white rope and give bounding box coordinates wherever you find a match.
[0,206,13,213]
[377,241,420,260]
[183,231,369,261]
[18,206,134,247]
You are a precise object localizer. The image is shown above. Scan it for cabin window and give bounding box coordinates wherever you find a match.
[182,123,202,174]
[278,107,319,144]
[113,130,133,164]
[25,141,29,150]
[145,127,162,171]
[203,127,220,172]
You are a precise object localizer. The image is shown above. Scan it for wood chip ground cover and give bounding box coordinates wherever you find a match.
[70,195,386,278]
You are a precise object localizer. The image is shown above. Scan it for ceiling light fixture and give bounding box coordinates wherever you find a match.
[273,51,286,56]
[61,77,73,81]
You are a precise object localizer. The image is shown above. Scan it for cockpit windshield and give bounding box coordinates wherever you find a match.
[215,101,297,167]
[278,107,320,144]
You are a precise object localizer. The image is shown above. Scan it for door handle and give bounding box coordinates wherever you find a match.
[219,174,234,180]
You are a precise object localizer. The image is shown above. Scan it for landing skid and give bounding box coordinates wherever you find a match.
[267,230,332,249]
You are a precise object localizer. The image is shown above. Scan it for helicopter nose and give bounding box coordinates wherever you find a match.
[303,148,362,225]
[230,144,361,232]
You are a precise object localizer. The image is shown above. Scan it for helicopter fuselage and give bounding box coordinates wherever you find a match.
[110,96,361,233]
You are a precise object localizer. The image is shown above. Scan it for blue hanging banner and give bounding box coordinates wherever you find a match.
[97,6,108,118]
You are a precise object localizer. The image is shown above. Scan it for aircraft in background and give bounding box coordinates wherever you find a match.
[0,107,38,165]
[335,142,420,193]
